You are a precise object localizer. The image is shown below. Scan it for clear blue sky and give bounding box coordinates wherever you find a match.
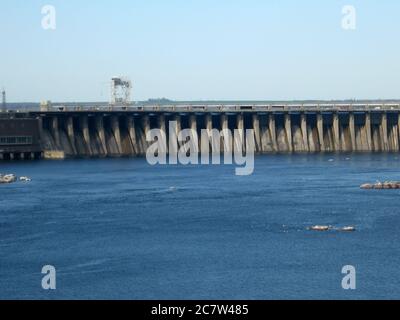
[1,0,399,102]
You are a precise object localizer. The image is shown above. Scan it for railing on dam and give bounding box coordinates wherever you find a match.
[39,103,400,113]
[3,103,400,114]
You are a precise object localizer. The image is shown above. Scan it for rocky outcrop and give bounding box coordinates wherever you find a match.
[361,181,400,189]
[0,174,17,184]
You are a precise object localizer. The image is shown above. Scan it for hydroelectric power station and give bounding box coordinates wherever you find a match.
[2,102,400,160]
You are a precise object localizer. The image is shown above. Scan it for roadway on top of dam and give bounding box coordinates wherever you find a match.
[19,103,400,117]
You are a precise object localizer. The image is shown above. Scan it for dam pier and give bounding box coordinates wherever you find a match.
[2,104,400,159]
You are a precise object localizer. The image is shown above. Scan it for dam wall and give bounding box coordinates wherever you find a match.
[30,106,400,158]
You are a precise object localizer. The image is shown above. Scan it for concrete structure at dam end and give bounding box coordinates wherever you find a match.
[2,104,400,160]
[0,113,42,160]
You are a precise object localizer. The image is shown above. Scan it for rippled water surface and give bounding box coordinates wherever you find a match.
[1,154,400,299]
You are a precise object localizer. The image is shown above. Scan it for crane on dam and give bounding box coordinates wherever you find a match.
[110,77,132,107]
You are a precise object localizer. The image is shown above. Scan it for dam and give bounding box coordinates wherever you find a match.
[2,103,400,159]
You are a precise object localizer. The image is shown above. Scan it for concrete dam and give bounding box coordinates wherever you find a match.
[2,104,400,159]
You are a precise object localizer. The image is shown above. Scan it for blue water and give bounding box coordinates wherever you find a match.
[1,154,400,300]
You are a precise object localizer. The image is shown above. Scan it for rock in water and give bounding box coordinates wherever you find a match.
[0,174,17,184]
[361,181,400,189]
[341,226,356,232]
[309,225,330,232]
[360,184,373,189]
